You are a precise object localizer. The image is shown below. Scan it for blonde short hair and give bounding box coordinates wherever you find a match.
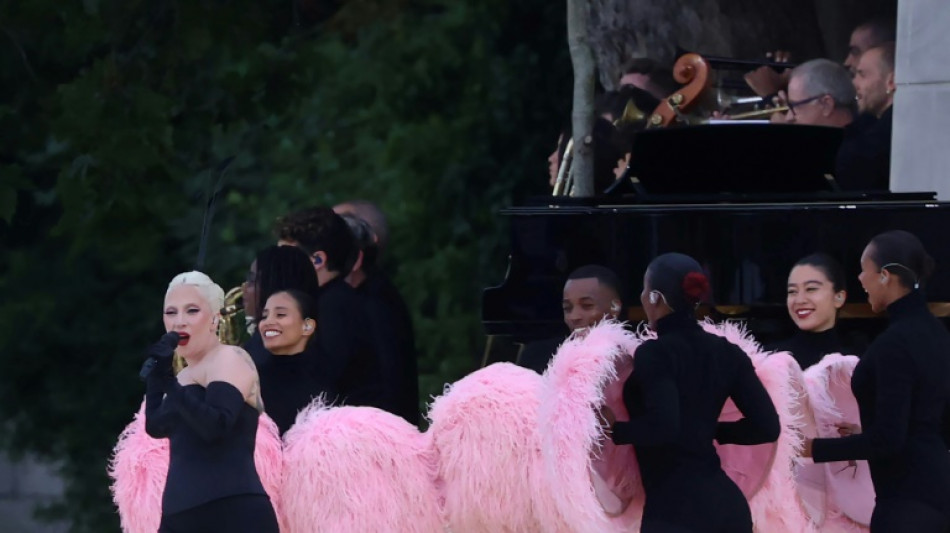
[166,271,225,313]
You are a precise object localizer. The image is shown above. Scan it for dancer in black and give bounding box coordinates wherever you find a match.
[256,289,324,434]
[805,231,950,532]
[767,253,850,369]
[144,271,278,533]
[243,245,329,434]
[605,253,780,533]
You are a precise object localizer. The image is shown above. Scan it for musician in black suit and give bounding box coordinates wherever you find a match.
[804,230,950,532]
[338,212,420,424]
[836,41,895,192]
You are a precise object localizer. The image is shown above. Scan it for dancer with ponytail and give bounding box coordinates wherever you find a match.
[804,231,950,532]
[602,253,780,533]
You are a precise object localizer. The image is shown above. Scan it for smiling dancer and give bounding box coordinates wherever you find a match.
[804,231,950,532]
[768,253,850,369]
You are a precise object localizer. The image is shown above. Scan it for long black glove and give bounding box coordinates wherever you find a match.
[143,332,181,438]
[139,331,180,381]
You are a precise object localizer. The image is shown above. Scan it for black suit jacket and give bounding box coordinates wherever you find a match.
[835,108,892,191]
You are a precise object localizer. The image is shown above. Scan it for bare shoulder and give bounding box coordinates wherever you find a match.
[205,345,258,384]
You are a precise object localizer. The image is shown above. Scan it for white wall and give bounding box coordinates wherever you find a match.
[891,0,950,199]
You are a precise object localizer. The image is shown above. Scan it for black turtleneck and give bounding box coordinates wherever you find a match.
[244,332,332,435]
[612,312,780,491]
[813,291,950,515]
[767,327,844,370]
[835,107,892,191]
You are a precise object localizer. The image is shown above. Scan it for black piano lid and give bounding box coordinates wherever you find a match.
[483,123,949,349]
[625,123,843,196]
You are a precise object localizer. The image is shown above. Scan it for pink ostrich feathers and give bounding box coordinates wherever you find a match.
[540,320,644,533]
[108,402,285,532]
[280,401,444,533]
[703,320,816,533]
[802,354,873,532]
[428,362,566,532]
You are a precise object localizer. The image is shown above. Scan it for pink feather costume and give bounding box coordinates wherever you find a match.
[538,319,813,532]
[108,401,286,533]
[279,401,444,533]
[795,354,874,533]
[427,362,571,532]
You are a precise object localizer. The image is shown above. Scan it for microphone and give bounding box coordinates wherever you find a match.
[139,331,181,380]
[157,331,182,350]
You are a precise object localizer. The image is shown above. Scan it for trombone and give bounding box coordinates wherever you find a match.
[552,99,645,197]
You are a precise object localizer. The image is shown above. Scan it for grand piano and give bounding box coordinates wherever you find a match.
[482,123,950,363]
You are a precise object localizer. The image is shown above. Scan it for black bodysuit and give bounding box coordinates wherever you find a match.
[246,331,331,435]
[812,291,950,532]
[612,313,780,533]
[145,372,278,533]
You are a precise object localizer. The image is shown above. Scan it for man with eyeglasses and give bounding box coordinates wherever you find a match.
[778,57,890,191]
[782,59,857,128]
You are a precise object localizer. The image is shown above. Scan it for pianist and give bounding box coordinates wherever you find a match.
[517,264,623,374]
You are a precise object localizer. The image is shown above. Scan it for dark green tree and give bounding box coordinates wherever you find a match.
[0,0,569,530]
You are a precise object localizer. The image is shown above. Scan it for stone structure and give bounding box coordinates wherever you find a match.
[0,453,67,533]
[891,0,950,199]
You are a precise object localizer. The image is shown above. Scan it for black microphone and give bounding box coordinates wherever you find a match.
[157,331,182,351]
[139,332,182,380]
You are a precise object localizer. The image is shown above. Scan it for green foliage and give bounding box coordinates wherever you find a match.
[0,0,569,530]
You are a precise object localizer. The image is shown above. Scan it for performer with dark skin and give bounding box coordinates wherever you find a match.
[144,271,279,533]
[518,264,623,374]
[803,231,950,532]
[768,253,849,369]
[603,253,780,533]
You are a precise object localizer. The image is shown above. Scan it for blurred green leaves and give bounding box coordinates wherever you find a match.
[0,0,569,530]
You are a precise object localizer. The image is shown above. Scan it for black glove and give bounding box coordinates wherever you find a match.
[139,331,180,380]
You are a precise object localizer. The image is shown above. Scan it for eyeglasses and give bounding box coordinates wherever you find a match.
[787,94,828,116]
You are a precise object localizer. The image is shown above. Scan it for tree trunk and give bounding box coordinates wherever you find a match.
[567,0,596,197]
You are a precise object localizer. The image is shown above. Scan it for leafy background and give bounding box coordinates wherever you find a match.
[0,0,570,529]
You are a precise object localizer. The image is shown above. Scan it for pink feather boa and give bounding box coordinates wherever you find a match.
[539,320,644,532]
[108,401,285,533]
[800,354,873,532]
[428,362,569,532]
[280,401,444,533]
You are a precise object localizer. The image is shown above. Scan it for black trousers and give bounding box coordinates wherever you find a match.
[158,494,279,533]
[641,468,752,533]
[870,498,950,533]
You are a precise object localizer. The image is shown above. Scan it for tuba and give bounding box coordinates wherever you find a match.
[218,285,247,346]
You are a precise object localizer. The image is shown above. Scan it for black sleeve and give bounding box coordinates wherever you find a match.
[611,342,681,446]
[166,381,248,443]
[315,290,360,384]
[813,342,914,463]
[144,370,176,438]
[715,348,781,445]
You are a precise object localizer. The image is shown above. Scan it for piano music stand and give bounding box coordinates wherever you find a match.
[609,124,844,199]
